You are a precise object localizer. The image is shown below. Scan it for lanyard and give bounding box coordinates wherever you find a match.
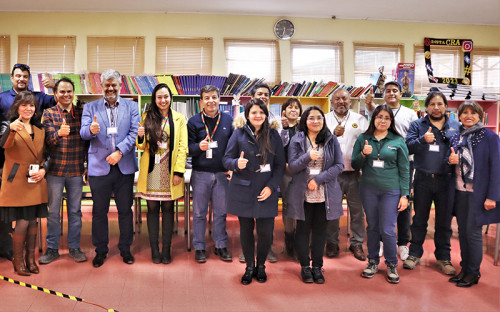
[370,138,385,160]
[333,111,350,127]
[56,104,75,121]
[201,112,220,142]
[392,105,402,118]
[160,116,169,142]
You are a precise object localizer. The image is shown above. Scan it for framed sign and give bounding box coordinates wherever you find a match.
[424,37,473,85]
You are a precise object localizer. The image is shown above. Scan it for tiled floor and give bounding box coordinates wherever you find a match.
[0,206,499,312]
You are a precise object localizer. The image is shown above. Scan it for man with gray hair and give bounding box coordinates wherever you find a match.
[324,89,368,260]
[80,69,140,268]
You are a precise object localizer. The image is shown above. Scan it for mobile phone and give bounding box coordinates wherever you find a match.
[28,164,39,183]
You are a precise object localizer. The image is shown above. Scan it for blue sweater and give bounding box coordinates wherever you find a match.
[187,112,233,172]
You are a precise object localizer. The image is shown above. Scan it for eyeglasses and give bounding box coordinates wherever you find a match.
[307,116,324,122]
[13,64,30,71]
[375,116,391,122]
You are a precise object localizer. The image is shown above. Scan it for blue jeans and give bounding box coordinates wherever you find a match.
[360,186,400,265]
[46,175,84,250]
[409,171,453,260]
[191,170,229,250]
[454,190,483,275]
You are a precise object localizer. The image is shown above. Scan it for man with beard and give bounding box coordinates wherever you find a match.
[80,69,139,268]
[324,89,368,260]
[0,64,55,261]
[365,82,418,261]
[403,91,460,275]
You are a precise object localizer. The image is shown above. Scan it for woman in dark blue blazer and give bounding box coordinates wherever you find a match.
[448,101,500,287]
[223,98,285,285]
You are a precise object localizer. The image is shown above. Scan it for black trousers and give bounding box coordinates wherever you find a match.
[89,165,134,255]
[0,220,12,257]
[295,201,327,268]
[397,161,414,245]
[238,217,274,267]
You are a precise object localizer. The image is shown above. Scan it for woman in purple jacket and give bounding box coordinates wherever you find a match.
[286,106,344,284]
[448,101,500,287]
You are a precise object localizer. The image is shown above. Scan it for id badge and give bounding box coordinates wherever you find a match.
[260,164,271,172]
[158,142,168,149]
[206,148,213,159]
[373,160,384,168]
[209,141,218,149]
[429,144,440,152]
[107,127,118,135]
[309,169,320,175]
[155,154,161,164]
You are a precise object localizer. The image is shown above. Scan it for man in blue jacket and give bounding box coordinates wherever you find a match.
[188,85,233,263]
[80,69,139,268]
[403,91,460,275]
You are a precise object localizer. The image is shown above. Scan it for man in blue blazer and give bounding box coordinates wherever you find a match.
[80,69,139,267]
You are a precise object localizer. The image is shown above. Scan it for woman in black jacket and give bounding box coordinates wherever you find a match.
[223,98,285,285]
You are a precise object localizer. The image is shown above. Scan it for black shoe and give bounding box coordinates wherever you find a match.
[456,274,480,287]
[195,250,207,263]
[325,242,339,258]
[301,266,314,283]
[256,265,267,283]
[241,266,255,285]
[449,270,466,283]
[120,251,135,264]
[312,267,325,284]
[162,250,172,264]
[214,248,232,262]
[151,248,162,264]
[92,253,107,268]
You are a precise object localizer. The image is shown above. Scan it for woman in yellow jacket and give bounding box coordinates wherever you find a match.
[137,83,188,264]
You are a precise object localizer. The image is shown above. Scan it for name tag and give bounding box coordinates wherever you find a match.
[260,164,271,172]
[107,127,118,135]
[158,142,168,149]
[309,169,320,175]
[206,149,213,159]
[429,144,440,152]
[373,160,385,168]
[155,154,161,164]
[209,141,218,149]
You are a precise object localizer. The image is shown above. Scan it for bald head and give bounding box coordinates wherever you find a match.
[331,89,351,116]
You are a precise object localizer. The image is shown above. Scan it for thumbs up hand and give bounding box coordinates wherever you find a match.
[9,115,25,132]
[448,147,459,164]
[90,115,100,135]
[362,140,373,156]
[365,87,375,111]
[199,135,210,151]
[58,118,70,137]
[237,151,248,170]
[41,73,55,89]
[334,124,345,137]
[137,122,145,138]
[310,148,320,160]
[281,111,289,128]
[424,126,435,143]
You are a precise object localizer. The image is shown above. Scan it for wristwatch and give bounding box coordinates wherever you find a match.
[116,148,123,156]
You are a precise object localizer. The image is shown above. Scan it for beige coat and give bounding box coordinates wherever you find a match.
[0,125,47,207]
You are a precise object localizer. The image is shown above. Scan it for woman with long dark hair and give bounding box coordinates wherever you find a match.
[286,106,344,284]
[223,98,285,285]
[137,83,188,264]
[280,97,303,257]
[447,101,500,287]
[0,91,48,276]
[352,105,409,284]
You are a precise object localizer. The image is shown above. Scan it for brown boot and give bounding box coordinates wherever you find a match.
[12,232,30,276]
[25,225,39,274]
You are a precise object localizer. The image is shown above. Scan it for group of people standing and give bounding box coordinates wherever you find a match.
[0,64,498,289]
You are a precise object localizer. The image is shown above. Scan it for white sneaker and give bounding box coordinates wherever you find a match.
[398,245,409,261]
[379,242,384,257]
